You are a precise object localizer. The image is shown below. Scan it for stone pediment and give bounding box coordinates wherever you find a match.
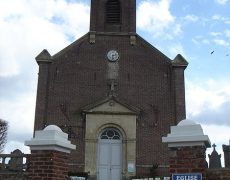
[82,96,140,115]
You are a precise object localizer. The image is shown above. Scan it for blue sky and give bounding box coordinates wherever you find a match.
[137,0,230,79]
[0,0,229,164]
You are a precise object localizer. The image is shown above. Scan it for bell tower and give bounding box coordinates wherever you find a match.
[90,0,136,33]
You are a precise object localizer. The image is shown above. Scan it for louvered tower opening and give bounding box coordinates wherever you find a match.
[106,0,121,24]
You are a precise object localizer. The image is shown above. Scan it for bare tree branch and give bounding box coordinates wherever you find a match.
[0,119,8,153]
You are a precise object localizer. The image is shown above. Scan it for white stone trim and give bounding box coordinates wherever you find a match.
[162,119,211,148]
[25,125,76,153]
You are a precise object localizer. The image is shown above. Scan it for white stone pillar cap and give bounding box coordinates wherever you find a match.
[162,119,211,148]
[25,125,76,153]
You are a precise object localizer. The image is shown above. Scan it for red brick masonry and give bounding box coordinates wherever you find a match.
[206,168,230,180]
[168,146,207,180]
[27,150,69,180]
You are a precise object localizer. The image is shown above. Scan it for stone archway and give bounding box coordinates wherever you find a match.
[83,97,139,179]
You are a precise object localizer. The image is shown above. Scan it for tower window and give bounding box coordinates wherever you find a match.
[106,0,121,24]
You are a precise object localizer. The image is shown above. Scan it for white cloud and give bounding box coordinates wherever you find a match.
[4,141,30,154]
[209,31,230,47]
[203,125,230,146]
[184,14,199,22]
[202,39,210,44]
[210,32,222,37]
[0,92,36,133]
[192,36,210,46]
[202,124,230,166]
[168,43,186,59]
[173,24,182,36]
[0,91,36,154]
[225,30,230,38]
[212,14,226,21]
[213,38,230,47]
[0,49,20,77]
[186,78,230,125]
[212,14,230,24]
[0,0,90,78]
[137,0,181,38]
[186,79,230,166]
[0,0,90,153]
[215,0,230,5]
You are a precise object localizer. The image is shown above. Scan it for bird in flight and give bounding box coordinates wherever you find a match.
[211,50,214,54]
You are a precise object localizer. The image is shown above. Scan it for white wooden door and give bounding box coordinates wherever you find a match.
[110,142,122,180]
[98,129,122,180]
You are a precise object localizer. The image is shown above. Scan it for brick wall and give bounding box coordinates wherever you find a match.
[206,168,230,180]
[169,146,207,180]
[0,172,27,180]
[27,150,69,180]
[90,0,136,32]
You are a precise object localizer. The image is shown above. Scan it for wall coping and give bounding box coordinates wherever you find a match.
[162,119,211,148]
[25,125,76,153]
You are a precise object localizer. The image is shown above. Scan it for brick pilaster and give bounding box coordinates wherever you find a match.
[162,119,211,180]
[27,150,69,180]
[25,125,76,180]
[172,54,188,124]
[169,146,207,179]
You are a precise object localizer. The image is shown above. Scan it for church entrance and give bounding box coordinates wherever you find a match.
[97,128,122,180]
[84,97,137,179]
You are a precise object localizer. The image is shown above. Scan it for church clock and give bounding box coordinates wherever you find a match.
[107,50,119,62]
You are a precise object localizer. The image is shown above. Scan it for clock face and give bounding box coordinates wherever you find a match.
[107,50,119,62]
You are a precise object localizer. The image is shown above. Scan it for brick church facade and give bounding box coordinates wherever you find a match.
[34,0,188,179]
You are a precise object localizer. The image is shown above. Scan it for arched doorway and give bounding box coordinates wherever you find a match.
[97,128,122,180]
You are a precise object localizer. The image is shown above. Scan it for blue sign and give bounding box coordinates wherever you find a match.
[172,173,202,180]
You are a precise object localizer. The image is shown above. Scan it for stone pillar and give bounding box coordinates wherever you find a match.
[25,125,76,180]
[223,144,230,168]
[162,119,211,179]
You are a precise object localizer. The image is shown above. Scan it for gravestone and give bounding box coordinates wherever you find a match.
[208,144,222,169]
[7,149,23,171]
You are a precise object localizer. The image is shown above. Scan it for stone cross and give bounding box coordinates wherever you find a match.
[212,143,216,150]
